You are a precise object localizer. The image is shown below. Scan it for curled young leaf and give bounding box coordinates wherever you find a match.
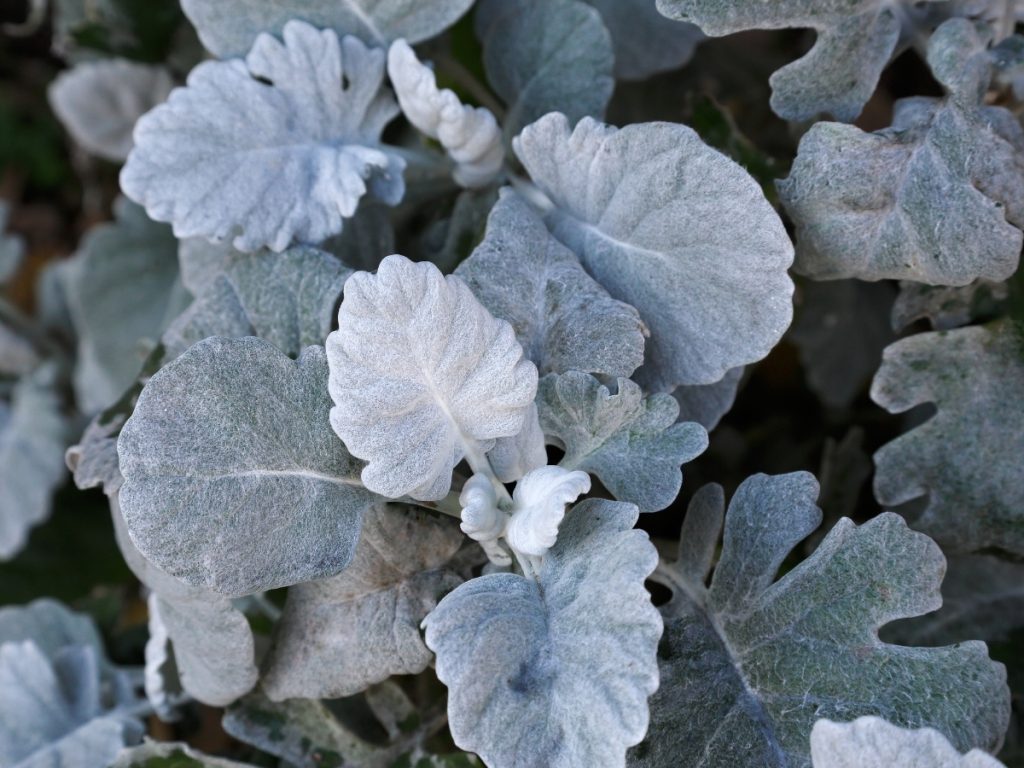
[778,19,1024,286]
[388,40,503,189]
[48,59,173,162]
[118,337,376,595]
[121,21,405,253]
[459,473,504,543]
[181,0,475,57]
[538,371,708,512]
[810,717,1006,768]
[657,0,944,121]
[326,254,537,501]
[424,499,661,768]
[505,465,591,557]
[871,319,1024,556]
[634,473,1010,768]
[515,113,793,390]
[455,189,646,379]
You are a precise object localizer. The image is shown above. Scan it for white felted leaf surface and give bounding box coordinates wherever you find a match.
[163,245,351,361]
[424,498,662,768]
[778,19,1024,286]
[476,0,615,140]
[871,319,1024,556]
[181,0,474,57]
[672,366,743,431]
[0,599,104,663]
[585,0,703,80]
[48,59,173,162]
[144,593,181,722]
[455,189,645,379]
[632,473,1010,768]
[891,280,1009,332]
[118,336,377,595]
[0,367,70,560]
[0,642,144,768]
[656,0,944,121]
[111,499,258,708]
[515,113,794,390]
[487,401,547,484]
[63,198,183,413]
[387,40,503,188]
[505,465,590,557]
[538,371,708,512]
[810,717,1005,768]
[66,413,124,496]
[261,504,464,701]
[326,254,537,500]
[121,21,405,253]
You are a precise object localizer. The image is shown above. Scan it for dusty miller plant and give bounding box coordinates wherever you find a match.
[2,0,1024,766]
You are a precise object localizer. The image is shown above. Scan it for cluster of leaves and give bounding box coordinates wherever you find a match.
[2,0,1024,766]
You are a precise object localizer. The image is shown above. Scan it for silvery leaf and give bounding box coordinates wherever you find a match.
[0,202,24,285]
[181,0,474,57]
[672,366,743,431]
[487,402,547,484]
[113,741,260,768]
[388,40,503,189]
[0,366,70,560]
[111,498,258,707]
[884,553,1024,647]
[177,238,236,296]
[143,593,182,722]
[537,371,708,512]
[121,21,405,253]
[0,324,38,377]
[871,319,1024,556]
[585,0,703,80]
[891,280,1009,332]
[424,498,662,768]
[656,0,944,121]
[66,413,125,496]
[0,642,144,768]
[63,198,184,413]
[476,0,614,140]
[261,503,463,700]
[326,254,537,501]
[0,599,104,661]
[789,280,895,409]
[163,245,350,361]
[505,465,590,557]
[515,113,794,390]
[48,59,173,162]
[810,717,1006,768]
[778,19,1024,286]
[118,336,376,595]
[633,473,1010,768]
[455,189,645,379]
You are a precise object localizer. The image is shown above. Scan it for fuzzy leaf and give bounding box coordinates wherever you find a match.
[672,366,743,431]
[118,336,376,595]
[505,465,591,557]
[113,741,260,768]
[48,59,173,162]
[66,414,124,496]
[121,21,405,253]
[871,319,1024,556]
[487,402,547,484]
[585,0,703,80]
[424,499,662,768]
[111,499,258,707]
[633,473,1010,768]
[0,367,70,560]
[326,254,537,501]
[515,114,793,390]
[181,0,474,57]
[891,280,1009,332]
[261,504,463,700]
[656,0,943,121]
[0,642,143,768]
[143,593,181,722]
[0,599,104,662]
[778,19,1024,285]
[537,371,707,512]
[163,245,350,361]
[64,198,184,413]
[810,717,1006,768]
[477,0,614,140]
[456,189,645,379]
[388,40,503,189]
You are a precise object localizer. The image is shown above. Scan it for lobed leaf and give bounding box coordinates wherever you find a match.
[871,319,1024,556]
[514,113,793,390]
[633,473,1010,767]
[121,21,405,253]
[326,254,537,500]
[891,280,1010,332]
[118,336,376,595]
[537,371,708,512]
[424,499,662,768]
[671,366,743,431]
